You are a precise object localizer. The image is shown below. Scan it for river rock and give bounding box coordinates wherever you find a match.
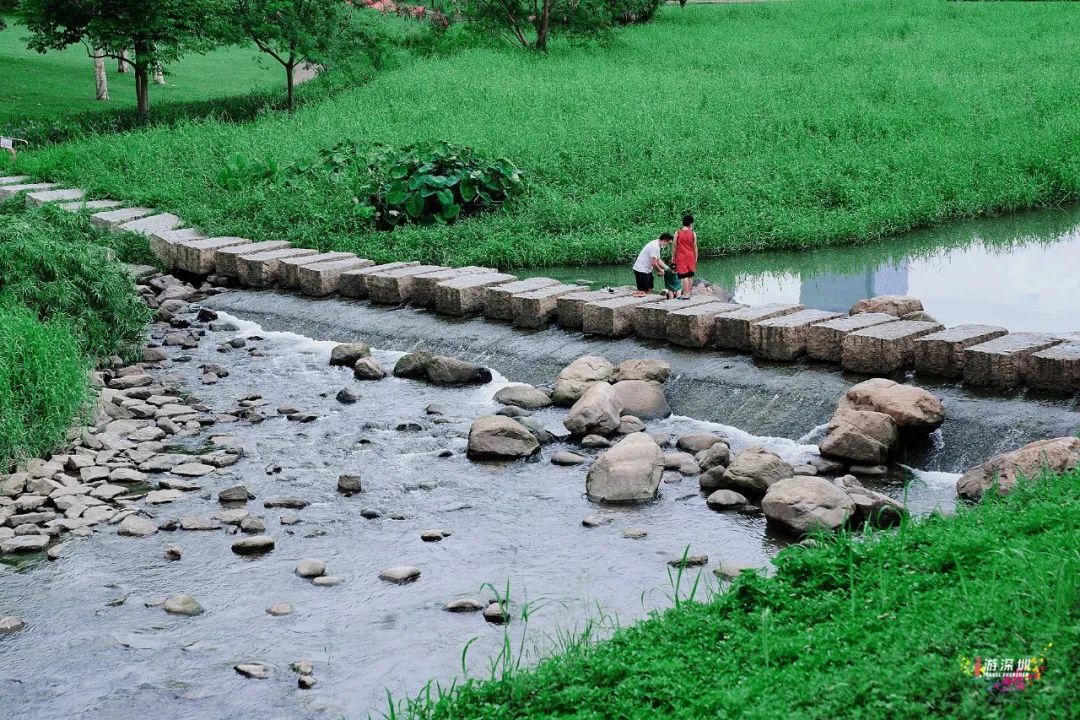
[231,535,275,555]
[833,475,906,527]
[218,486,251,504]
[618,415,646,435]
[581,514,614,527]
[849,295,923,317]
[482,602,509,625]
[295,558,326,578]
[443,598,485,613]
[420,529,451,542]
[1,535,49,553]
[117,515,157,537]
[668,555,708,568]
[581,434,612,449]
[675,433,728,454]
[335,388,358,404]
[180,516,218,531]
[622,527,648,539]
[312,575,341,587]
[585,433,663,503]
[466,416,540,460]
[298,675,318,689]
[267,602,293,616]
[240,516,266,533]
[353,356,386,380]
[552,356,615,406]
[613,359,671,384]
[164,594,204,616]
[697,442,731,471]
[338,474,362,494]
[564,382,621,436]
[0,616,25,634]
[425,356,493,386]
[610,380,670,420]
[234,663,270,679]
[956,436,1080,501]
[165,544,183,560]
[494,384,553,410]
[171,462,214,477]
[145,489,182,504]
[516,416,558,445]
[551,451,588,466]
[719,446,794,497]
[706,489,748,509]
[663,451,695,470]
[329,342,371,367]
[762,476,856,534]
[819,408,898,465]
[379,565,421,584]
[392,351,433,380]
[838,378,945,432]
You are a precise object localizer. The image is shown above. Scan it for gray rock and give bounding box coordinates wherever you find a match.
[1,535,50,553]
[581,434,612,449]
[622,527,648,539]
[0,616,26,634]
[819,408,898,465]
[466,416,540,461]
[338,474,362,494]
[762,476,856,535]
[231,535,275,554]
[171,462,214,477]
[240,516,266,533]
[676,433,728,454]
[697,442,731,471]
[613,359,671,383]
[564,382,621,436]
[117,515,157,537]
[335,388,359,404]
[425,356,493,386]
[483,602,509,624]
[378,565,421,584]
[706,489,748,509]
[165,544,183,560]
[610,380,670,420]
[145,489,182,504]
[550,451,587,466]
[164,594,204,616]
[586,434,662,503]
[266,602,293,616]
[295,558,326,578]
[443,598,485,613]
[668,554,708,568]
[516,416,558,445]
[494,385,553,410]
[552,356,614,406]
[234,663,270,679]
[180,516,219,531]
[218,486,251,504]
[719,446,794,497]
[617,415,646,435]
[329,342,371,367]
[353,356,386,380]
[312,575,341,587]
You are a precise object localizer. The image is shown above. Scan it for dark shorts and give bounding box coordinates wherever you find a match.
[634,270,654,292]
[677,271,695,279]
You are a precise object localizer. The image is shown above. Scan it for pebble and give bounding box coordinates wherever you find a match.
[287,412,318,423]
[424,403,448,416]
[264,498,308,509]
[378,565,421,584]
[483,602,509,625]
[298,675,318,689]
[581,514,614,528]
[443,598,485,613]
[335,388,358,404]
[46,543,66,560]
[267,602,294,616]
[295,558,326,578]
[581,435,612,449]
[164,544,183,560]
[622,528,648,539]
[337,474,362,494]
[420,529,451,542]
[550,451,587,466]
[290,660,314,675]
[279,515,301,526]
[312,575,341,587]
[164,594,204,616]
[234,663,270,679]
[0,616,26,634]
[231,535,275,555]
[117,515,157,537]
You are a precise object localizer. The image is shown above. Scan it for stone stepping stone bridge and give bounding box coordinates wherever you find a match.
[4,175,1078,396]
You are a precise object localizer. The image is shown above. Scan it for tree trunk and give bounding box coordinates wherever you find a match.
[118,49,129,73]
[153,64,165,85]
[537,0,551,52]
[94,51,109,101]
[134,47,150,115]
[286,62,295,113]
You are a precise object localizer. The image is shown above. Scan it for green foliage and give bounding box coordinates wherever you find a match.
[462,0,616,50]
[0,303,89,471]
[402,469,1080,718]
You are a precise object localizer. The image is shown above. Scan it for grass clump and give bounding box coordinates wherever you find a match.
[399,470,1080,719]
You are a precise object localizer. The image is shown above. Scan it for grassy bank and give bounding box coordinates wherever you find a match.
[400,470,1080,719]
[11,1,1080,268]
[0,202,151,469]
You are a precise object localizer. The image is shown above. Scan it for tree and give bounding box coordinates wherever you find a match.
[463,0,612,52]
[19,0,219,114]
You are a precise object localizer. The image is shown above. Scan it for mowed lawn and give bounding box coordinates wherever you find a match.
[13,1,1080,268]
[0,17,281,123]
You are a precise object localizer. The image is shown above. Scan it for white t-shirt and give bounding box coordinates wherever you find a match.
[633,240,662,274]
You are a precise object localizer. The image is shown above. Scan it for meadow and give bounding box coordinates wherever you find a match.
[10,0,1080,269]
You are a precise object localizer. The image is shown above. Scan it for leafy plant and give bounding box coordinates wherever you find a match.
[217,153,282,190]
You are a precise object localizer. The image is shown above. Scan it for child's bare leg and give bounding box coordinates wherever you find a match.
[681,277,693,297]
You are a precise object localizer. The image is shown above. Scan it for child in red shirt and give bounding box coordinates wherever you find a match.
[673,214,698,299]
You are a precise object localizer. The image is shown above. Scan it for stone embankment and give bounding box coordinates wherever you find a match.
[3,175,1078,396]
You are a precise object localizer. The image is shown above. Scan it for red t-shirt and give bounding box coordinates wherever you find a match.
[674,228,697,274]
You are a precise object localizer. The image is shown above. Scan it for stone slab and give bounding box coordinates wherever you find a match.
[715,304,804,351]
[556,287,635,329]
[411,266,495,307]
[1022,343,1080,394]
[665,302,745,348]
[963,332,1062,389]
[434,273,518,316]
[174,237,252,275]
[582,295,656,337]
[25,188,84,206]
[58,199,123,213]
[0,182,57,202]
[512,284,586,329]
[237,248,319,287]
[632,296,717,341]
[90,207,156,230]
[367,265,447,305]
[0,176,29,185]
[913,324,1009,378]
[750,309,844,361]
[338,261,420,299]
[484,277,559,321]
[298,257,374,296]
[277,251,354,288]
[215,241,291,277]
[149,228,203,268]
[806,313,899,362]
[842,320,946,374]
[120,213,183,241]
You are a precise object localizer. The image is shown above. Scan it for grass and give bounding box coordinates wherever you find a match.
[395,469,1080,719]
[10,1,1080,269]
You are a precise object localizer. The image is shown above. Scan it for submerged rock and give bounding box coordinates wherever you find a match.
[379,565,421,584]
[164,594,204,616]
[329,342,371,367]
[295,558,326,579]
[0,616,26,634]
[466,416,540,461]
[231,535,275,555]
[117,515,157,537]
[443,598,485,613]
[494,384,553,410]
[352,356,386,381]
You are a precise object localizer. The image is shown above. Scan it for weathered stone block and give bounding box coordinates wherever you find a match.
[716,304,804,351]
[0,175,29,185]
[582,296,656,337]
[236,247,318,287]
[556,288,634,329]
[434,273,518,315]
[750,309,844,361]
[842,321,945,374]
[174,236,252,275]
[807,313,899,362]
[964,333,1062,389]
[338,261,419,298]
[57,199,123,213]
[297,257,373,296]
[914,324,1009,378]
[512,284,584,328]
[119,212,183,241]
[148,228,203,268]
[276,251,354,288]
[25,188,84,206]
[850,295,923,317]
[484,277,560,320]
[90,207,155,230]
[665,302,744,347]
[633,296,717,341]
[411,266,495,307]
[215,240,291,277]
[1022,343,1080,394]
[0,182,57,202]
[367,265,446,304]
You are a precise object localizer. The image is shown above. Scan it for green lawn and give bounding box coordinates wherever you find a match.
[0,16,281,123]
[398,469,1080,719]
[10,1,1080,269]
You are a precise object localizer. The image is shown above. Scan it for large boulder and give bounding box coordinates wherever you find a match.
[586,433,663,503]
[329,342,371,367]
[426,356,492,385]
[818,408,898,465]
[956,437,1080,501]
[552,356,615,406]
[719,446,793,497]
[838,378,944,432]
[610,380,671,420]
[564,382,621,436]
[762,476,856,535]
[393,351,433,380]
[467,416,540,461]
[613,359,671,384]
[494,384,553,410]
[849,295,923,317]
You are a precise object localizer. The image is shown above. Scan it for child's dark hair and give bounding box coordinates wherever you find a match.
[682,214,694,227]
[659,232,674,242]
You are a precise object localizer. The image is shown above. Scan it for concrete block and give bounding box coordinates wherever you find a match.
[215,241,292,277]
[1022,343,1080,394]
[367,265,447,305]
[807,313,899,362]
[512,284,586,329]
[90,207,155,230]
[0,176,30,185]
[665,302,744,348]
[582,295,656,337]
[148,228,203,268]
[716,304,804,351]
[119,213,183,242]
[25,188,84,206]
[434,273,518,316]
[0,182,57,202]
[556,287,634,329]
[842,321,945,374]
[633,296,717,341]
[411,266,495,307]
[338,261,419,299]
[277,251,354,288]
[174,237,252,275]
[236,248,318,287]
[913,324,1009,378]
[750,309,844,361]
[57,199,123,213]
[297,257,374,296]
[963,333,1062,389]
[483,277,559,320]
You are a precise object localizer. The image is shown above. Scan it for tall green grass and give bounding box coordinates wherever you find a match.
[400,469,1080,719]
[13,1,1080,268]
